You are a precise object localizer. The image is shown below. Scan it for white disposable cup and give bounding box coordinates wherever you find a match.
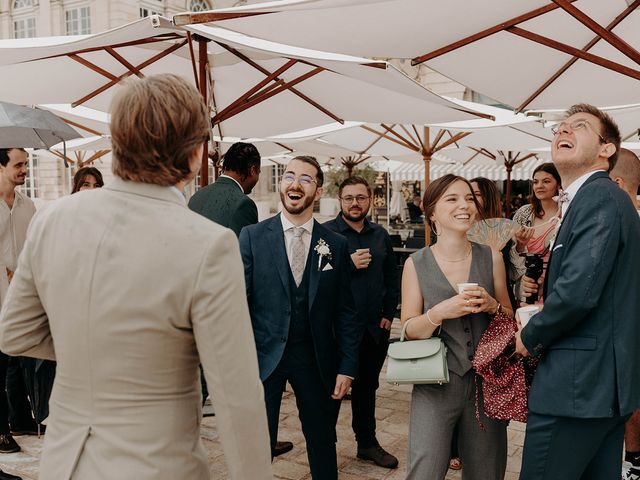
[457,282,478,294]
[355,248,370,254]
[516,305,540,329]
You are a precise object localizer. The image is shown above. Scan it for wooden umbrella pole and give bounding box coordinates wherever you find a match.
[423,126,432,245]
[197,35,210,188]
[505,163,514,218]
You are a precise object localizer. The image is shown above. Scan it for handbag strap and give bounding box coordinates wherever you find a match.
[400,317,419,342]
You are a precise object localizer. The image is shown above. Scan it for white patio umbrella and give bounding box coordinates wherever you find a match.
[0,16,487,185]
[176,0,640,110]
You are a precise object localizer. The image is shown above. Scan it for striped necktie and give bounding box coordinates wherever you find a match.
[290,227,306,286]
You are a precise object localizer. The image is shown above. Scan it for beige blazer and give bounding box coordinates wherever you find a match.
[0,179,273,480]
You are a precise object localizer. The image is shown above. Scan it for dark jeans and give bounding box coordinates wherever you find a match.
[0,353,35,433]
[350,328,389,447]
[263,341,339,480]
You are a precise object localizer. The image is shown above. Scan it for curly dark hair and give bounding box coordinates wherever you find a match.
[221,142,261,178]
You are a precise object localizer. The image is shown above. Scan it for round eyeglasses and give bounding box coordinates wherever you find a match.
[551,120,606,144]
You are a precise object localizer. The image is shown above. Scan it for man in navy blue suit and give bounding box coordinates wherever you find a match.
[516,104,640,479]
[239,156,360,479]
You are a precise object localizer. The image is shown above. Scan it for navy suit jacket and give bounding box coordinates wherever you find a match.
[522,172,640,418]
[239,214,361,393]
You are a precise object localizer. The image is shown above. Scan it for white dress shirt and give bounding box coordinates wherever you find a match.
[561,170,606,217]
[280,214,314,270]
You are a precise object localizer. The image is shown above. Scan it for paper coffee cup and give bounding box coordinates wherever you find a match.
[457,282,478,294]
[516,305,540,329]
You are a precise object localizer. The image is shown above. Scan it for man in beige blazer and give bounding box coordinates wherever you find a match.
[0,74,272,480]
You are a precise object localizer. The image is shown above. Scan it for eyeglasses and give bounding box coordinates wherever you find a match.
[551,120,607,144]
[340,195,370,204]
[281,172,317,186]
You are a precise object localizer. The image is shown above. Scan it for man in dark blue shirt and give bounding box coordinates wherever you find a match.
[324,176,400,470]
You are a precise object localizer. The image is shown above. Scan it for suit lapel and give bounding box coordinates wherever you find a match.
[267,214,291,299]
[308,221,321,311]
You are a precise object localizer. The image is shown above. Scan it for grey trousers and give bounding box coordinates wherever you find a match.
[407,370,508,480]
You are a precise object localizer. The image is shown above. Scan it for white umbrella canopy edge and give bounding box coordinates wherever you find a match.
[175,0,640,110]
[0,17,488,142]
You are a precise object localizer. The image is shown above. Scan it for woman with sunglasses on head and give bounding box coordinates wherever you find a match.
[401,174,513,480]
[510,163,562,305]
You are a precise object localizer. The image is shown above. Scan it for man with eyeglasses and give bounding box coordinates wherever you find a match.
[239,156,360,479]
[515,104,640,480]
[324,176,399,469]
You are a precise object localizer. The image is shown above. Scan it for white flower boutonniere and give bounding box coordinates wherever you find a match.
[314,238,332,271]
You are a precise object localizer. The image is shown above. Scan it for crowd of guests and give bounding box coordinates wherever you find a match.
[0,74,639,480]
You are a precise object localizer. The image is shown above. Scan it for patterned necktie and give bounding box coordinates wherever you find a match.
[290,227,306,286]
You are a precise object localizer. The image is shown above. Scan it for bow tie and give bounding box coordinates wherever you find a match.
[553,189,571,205]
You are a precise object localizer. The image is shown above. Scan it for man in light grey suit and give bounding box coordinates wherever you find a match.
[0,75,272,480]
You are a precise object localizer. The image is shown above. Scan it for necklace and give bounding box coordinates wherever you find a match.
[432,244,472,262]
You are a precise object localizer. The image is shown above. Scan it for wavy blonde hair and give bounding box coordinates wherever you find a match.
[110,74,209,186]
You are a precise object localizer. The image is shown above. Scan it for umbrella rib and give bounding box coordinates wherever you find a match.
[105,47,145,78]
[359,125,391,154]
[429,129,446,152]
[187,32,200,91]
[434,132,471,152]
[410,125,425,151]
[506,125,552,143]
[516,0,640,111]
[464,148,483,165]
[380,124,420,150]
[411,0,578,65]
[399,124,420,148]
[69,54,119,81]
[216,42,344,124]
[39,34,184,61]
[173,11,271,27]
[213,59,296,121]
[72,40,188,107]
[550,0,640,65]
[507,27,640,81]
[360,125,419,152]
[213,67,325,124]
[57,117,102,136]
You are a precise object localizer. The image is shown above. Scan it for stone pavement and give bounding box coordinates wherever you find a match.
[0,322,525,479]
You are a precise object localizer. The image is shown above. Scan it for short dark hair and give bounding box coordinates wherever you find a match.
[470,177,502,218]
[565,103,621,171]
[423,174,482,231]
[290,155,324,187]
[338,176,371,198]
[221,142,260,178]
[72,166,104,194]
[0,148,26,167]
[529,162,562,218]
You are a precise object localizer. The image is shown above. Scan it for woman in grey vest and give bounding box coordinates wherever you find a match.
[401,174,513,480]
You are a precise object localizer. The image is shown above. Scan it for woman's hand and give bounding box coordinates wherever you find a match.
[514,226,535,253]
[463,286,499,314]
[431,294,477,321]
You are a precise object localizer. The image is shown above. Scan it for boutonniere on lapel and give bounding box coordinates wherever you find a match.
[314,238,333,271]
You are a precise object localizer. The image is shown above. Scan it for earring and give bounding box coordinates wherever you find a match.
[431,221,440,236]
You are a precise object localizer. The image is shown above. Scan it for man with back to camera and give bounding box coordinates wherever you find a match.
[610,148,640,480]
[0,74,273,480]
[516,104,640,480]
[324,176,400,469]
[188,141,293,457]
[239,155,361,479]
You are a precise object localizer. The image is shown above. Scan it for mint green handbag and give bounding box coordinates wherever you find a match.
[386,318,449,385]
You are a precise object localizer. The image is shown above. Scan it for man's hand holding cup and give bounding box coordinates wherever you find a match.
[351,248,371,270]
